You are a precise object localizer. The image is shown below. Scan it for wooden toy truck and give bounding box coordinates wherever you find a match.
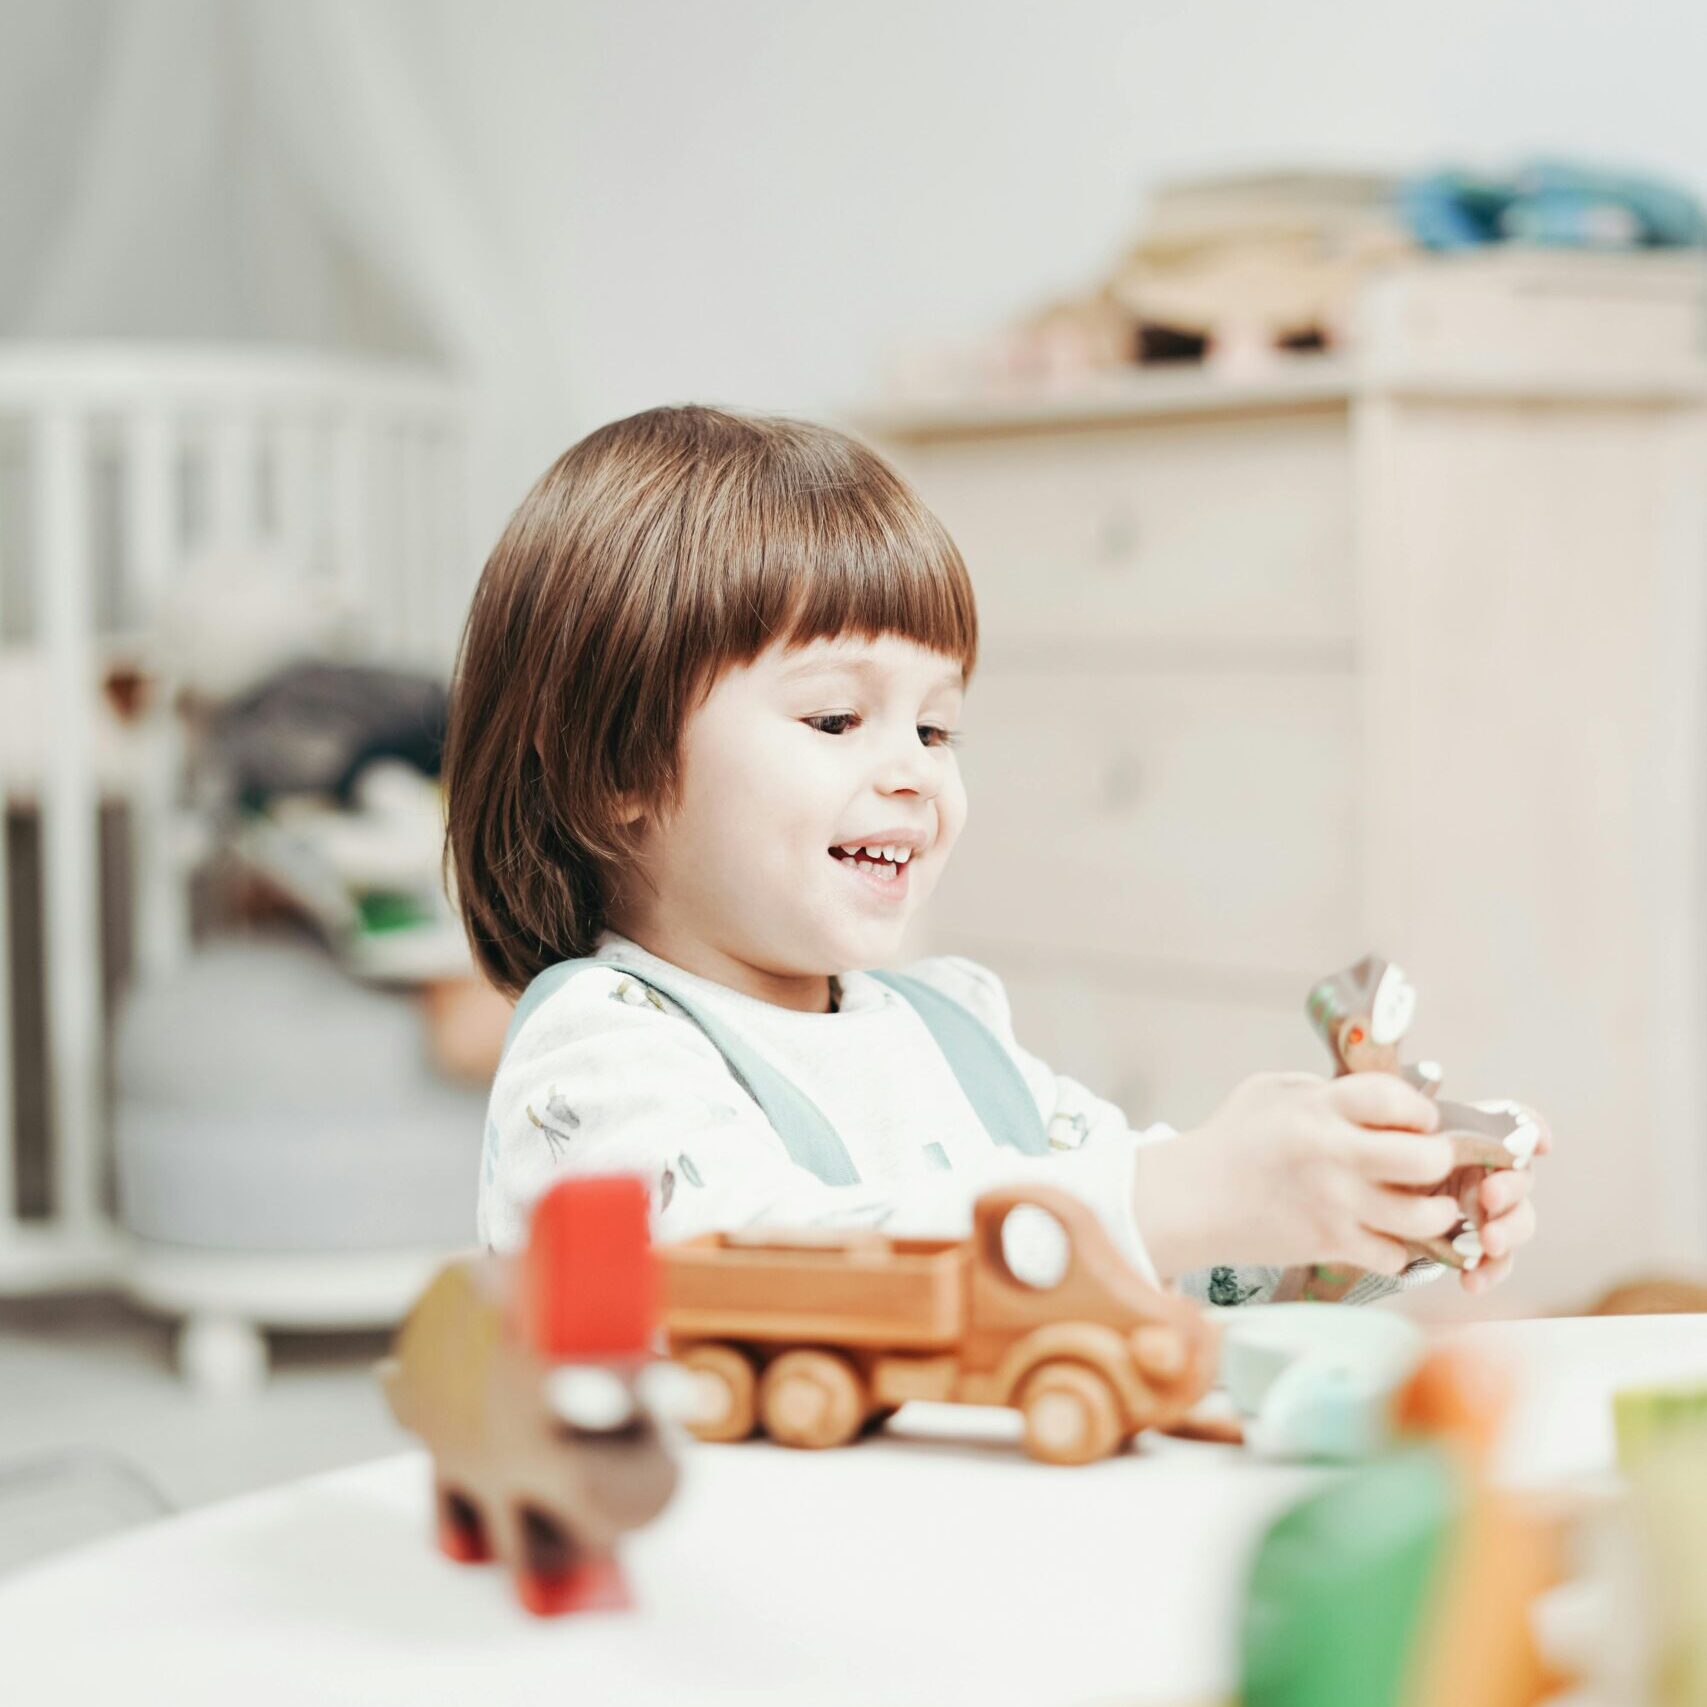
[662,1183,1219,1466]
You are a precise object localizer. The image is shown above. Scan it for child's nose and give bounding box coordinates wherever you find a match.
[876,735,937,795]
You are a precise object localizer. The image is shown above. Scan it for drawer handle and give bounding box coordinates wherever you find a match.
[1099,751,1145,813]
[1095,506,1140,569]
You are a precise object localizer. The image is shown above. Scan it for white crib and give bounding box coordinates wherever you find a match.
[0,342,474,1346]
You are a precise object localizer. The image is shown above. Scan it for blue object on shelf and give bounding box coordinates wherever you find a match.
[1399,157,1707,252]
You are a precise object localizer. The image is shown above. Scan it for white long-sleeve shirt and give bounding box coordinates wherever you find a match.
[478,930,1176,1282]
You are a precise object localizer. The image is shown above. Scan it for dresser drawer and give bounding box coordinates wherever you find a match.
[931,670,1359,978]
[898,411,1354,653]
[993,964,1315,1134]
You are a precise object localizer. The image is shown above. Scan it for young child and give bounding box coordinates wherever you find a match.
[443,405,1543,1306]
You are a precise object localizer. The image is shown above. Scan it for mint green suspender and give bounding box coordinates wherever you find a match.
[501,960,1049,1184]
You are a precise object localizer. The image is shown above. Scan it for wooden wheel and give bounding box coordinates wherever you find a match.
[675,1343,758,1442]
[758,1349,867,1449]
[1019,1361,1124,1465]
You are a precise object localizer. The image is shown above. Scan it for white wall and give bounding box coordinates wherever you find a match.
[391,0,1707,460]
[8,0,1707,519]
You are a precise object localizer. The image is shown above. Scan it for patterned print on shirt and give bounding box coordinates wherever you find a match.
[1206,1265,1263,1307]
[1047,1110,1090,1151]
[525,1086,581,1156]
[610,976,670,1013]
[660,1151,705,1213]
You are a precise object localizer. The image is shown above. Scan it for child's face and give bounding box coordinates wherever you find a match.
[611,631,968,1009]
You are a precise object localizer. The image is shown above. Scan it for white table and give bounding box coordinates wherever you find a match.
[4,1317,1706,1707]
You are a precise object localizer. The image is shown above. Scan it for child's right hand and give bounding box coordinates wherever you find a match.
[1132,1071,1460,1281]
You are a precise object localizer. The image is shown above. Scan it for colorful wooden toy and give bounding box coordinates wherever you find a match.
[1241,1347,1565,1707]
[378,1175,679,1616]
[662,1183,1220,1465]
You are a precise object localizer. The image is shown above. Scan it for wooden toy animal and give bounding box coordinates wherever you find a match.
[379,1175,679,1615]
[1304,955,1539,1274]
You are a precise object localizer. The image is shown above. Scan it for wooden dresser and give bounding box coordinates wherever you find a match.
[867,252,1707,1316]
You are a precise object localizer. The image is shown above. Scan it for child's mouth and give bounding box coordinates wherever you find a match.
[827,845,911,900]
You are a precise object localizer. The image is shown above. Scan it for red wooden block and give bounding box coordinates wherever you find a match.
[524,1175,657,1358]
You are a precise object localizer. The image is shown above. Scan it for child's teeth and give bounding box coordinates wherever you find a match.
[830,842,915,879]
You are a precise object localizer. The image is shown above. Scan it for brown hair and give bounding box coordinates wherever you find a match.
[442,404,978,997]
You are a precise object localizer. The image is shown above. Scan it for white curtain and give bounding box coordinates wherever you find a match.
[2,0,571,543]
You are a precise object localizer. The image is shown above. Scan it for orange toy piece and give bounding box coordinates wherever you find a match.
[379,1176,679,1616]
[1393,1343,1515,1455]
[1240,1345,1571,1707]
[662,1183,1219,1465]
[1396,1349,1570,1707]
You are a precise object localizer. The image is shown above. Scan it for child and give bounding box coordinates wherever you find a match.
[443,405,1542,1305]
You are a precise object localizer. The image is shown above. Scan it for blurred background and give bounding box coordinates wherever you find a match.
[6,0,1707,1571]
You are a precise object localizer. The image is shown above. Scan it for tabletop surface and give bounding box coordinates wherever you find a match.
[4,1314,1706,1707]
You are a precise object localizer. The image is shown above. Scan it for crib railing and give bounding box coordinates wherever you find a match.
[0,343,472,1291]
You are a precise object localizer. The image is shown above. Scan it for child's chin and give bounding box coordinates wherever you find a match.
[845,920,912,964]
[820,905,904,948]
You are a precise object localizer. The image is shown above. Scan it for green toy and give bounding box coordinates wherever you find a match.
[1242,1447,1459,1707]
[1240,1348,1561,1707]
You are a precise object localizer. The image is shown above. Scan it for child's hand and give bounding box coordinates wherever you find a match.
[1454,1101,1551,1295]
[1133,1071,1459,1280]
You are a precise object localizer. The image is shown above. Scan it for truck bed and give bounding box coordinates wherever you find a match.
[661,1230,967,1350]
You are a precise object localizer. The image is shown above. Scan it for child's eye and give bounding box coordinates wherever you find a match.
[804,714,960,749]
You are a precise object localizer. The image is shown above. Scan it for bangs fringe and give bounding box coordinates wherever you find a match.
[675,425,978,688]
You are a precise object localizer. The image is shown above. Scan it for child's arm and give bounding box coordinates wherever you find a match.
[1160,1095,1550,1307]
[896,958,1461,1304]
[479,963,1167,1280]
[1128,1070,1467,1287]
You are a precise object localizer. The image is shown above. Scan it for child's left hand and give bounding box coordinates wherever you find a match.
[1453,1102,1551,1295]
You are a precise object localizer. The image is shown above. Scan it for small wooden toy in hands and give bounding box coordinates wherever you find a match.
[662,1182,1218,1466]
[1306,955,1540,1272]
[379,1175,679,1616]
